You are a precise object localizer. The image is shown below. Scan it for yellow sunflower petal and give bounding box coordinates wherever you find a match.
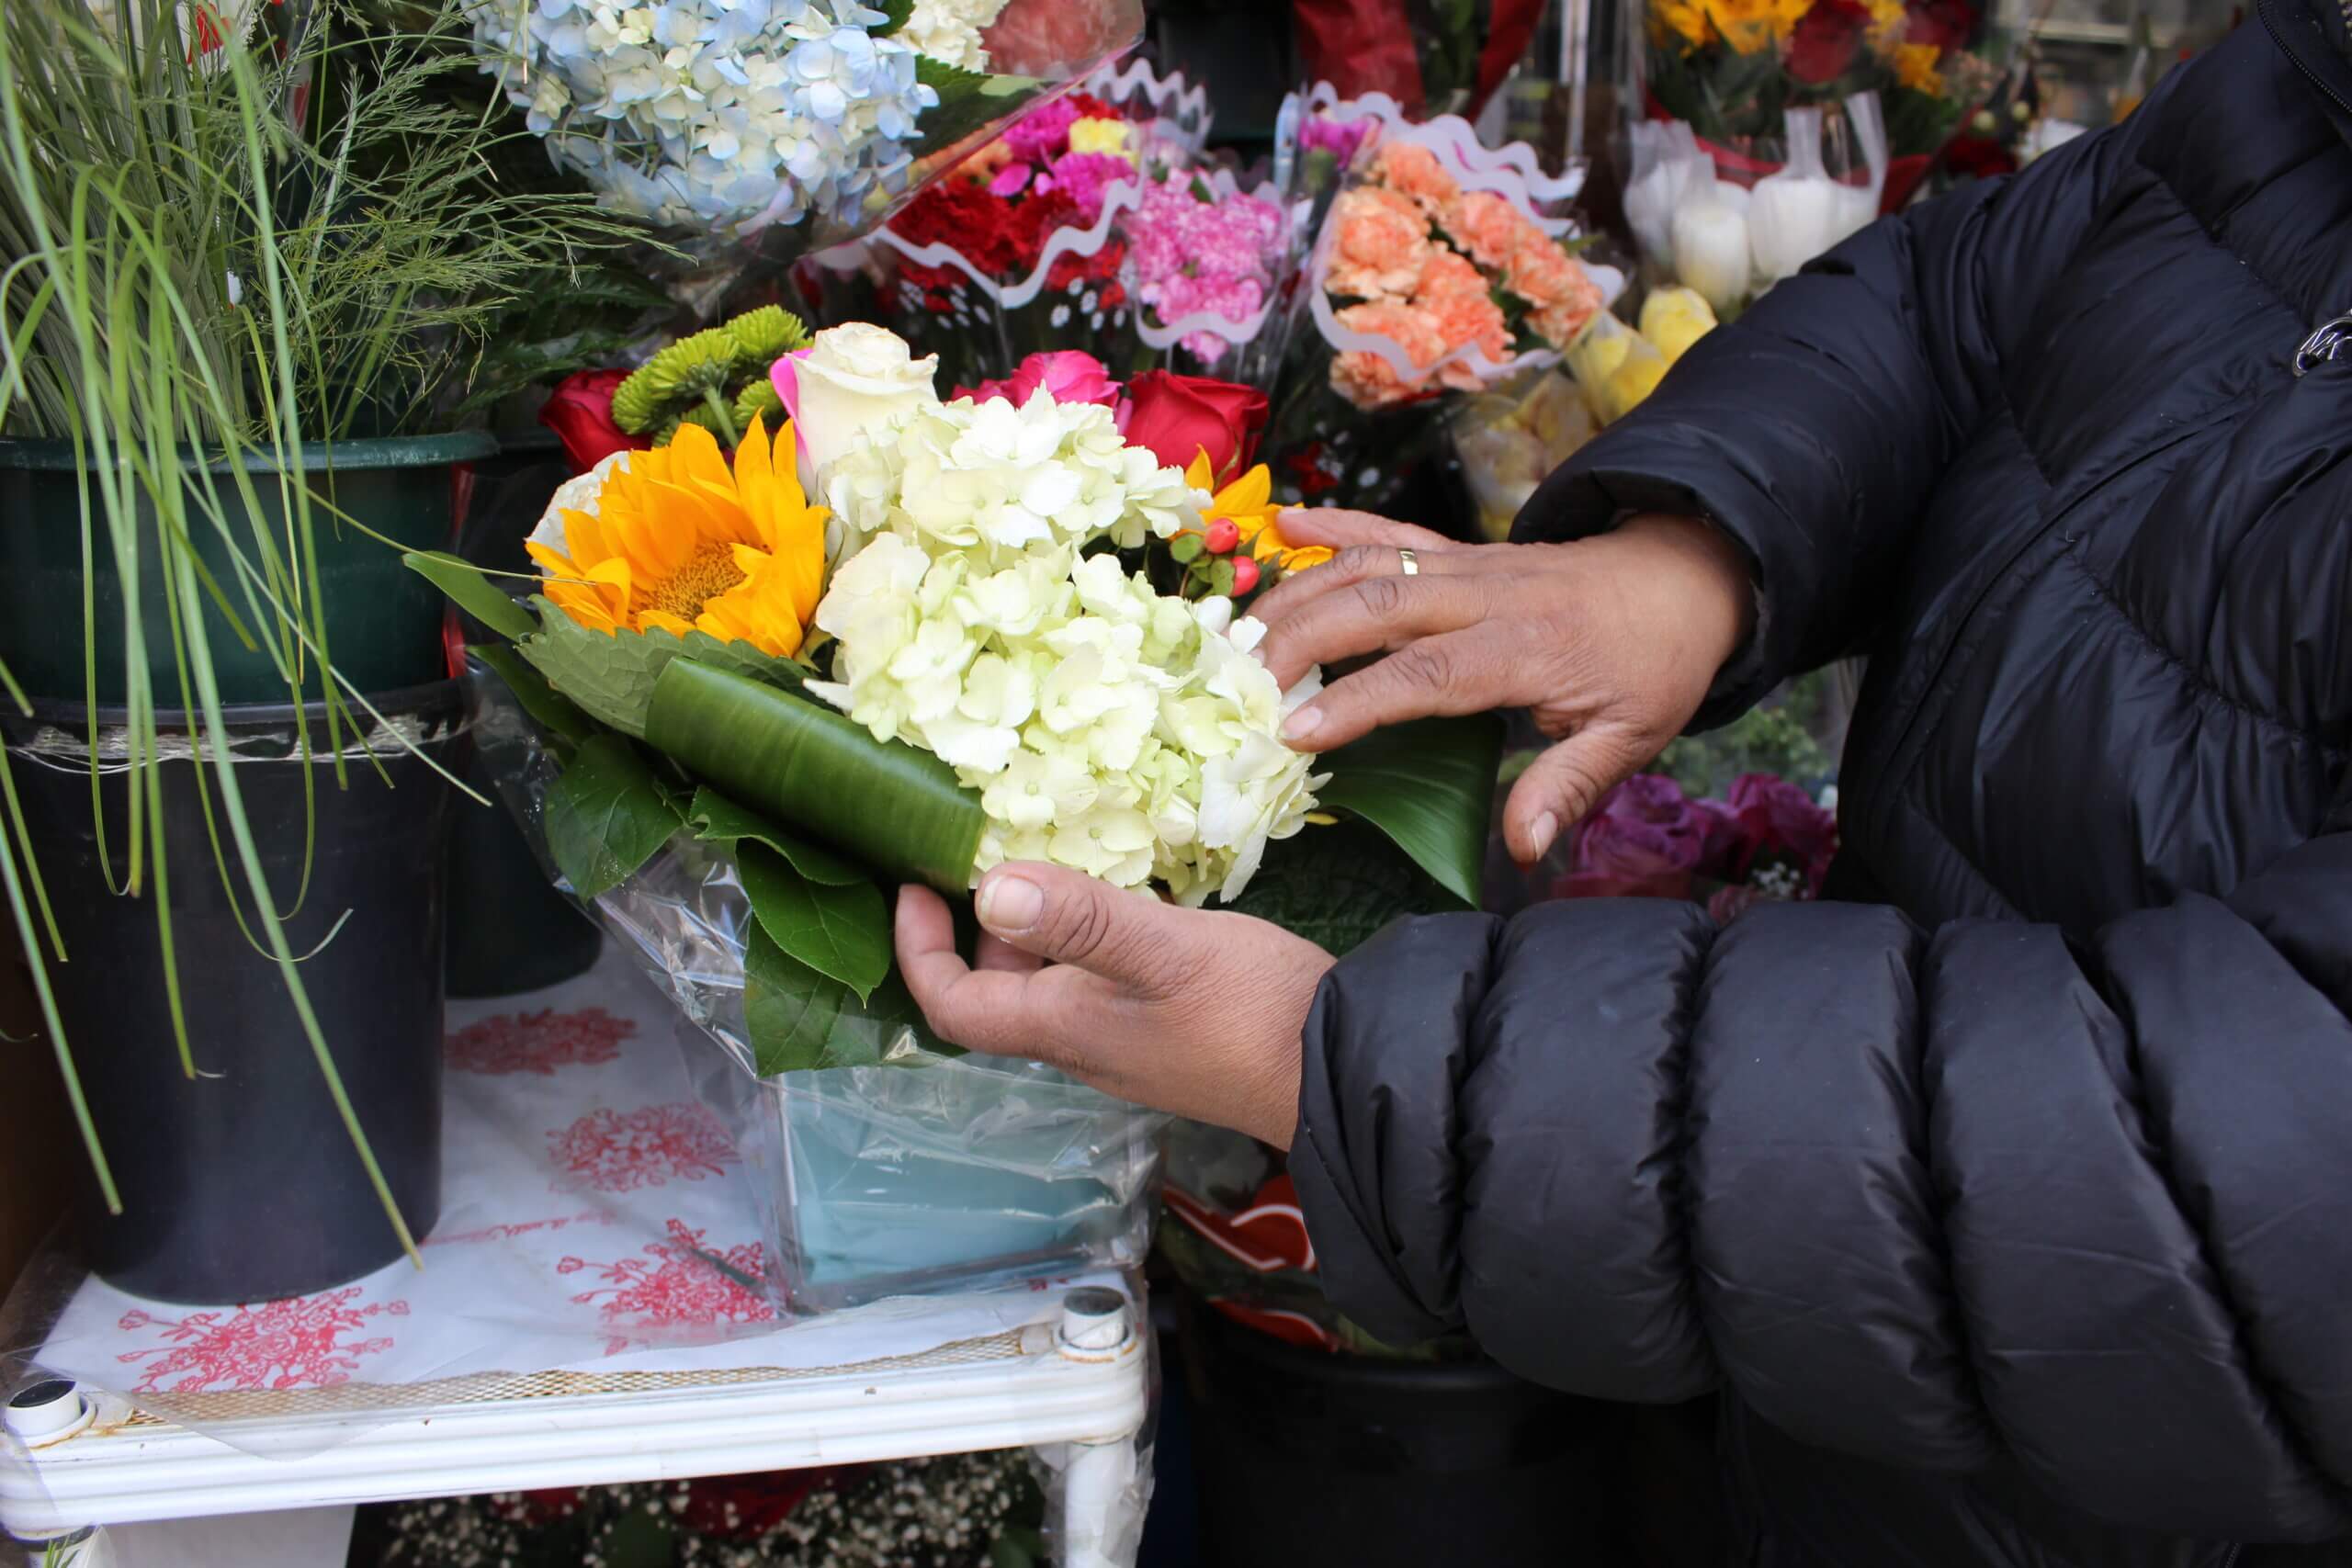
[665,421,735,496]
[1215,464,1272,521]
[1184,451,1216,491]
[733,414,777,546]
[636,608,697,638]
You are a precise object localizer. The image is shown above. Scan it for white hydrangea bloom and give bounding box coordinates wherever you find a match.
[798,361,1324,902]
[899,0,1010,72]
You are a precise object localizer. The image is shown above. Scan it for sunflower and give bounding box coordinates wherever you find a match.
[526,417,830,660]
[1184,451,1335,573]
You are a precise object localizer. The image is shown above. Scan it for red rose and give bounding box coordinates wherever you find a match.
[1122,372,1270,478]
[1905,0,1975,55]
[1787,0,1871,85]
[537,368,646,476]
[1941,134,2017,182]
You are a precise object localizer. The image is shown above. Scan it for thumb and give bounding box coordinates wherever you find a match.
[974,863,1193,993]
[1505,728,1646,863]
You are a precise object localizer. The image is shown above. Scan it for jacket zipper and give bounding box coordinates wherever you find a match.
[2260,0,2352,119]
[2218,1547,2243,1568]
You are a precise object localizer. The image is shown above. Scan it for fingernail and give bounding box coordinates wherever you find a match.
[1529,812,1560,860]
[1283,706,1323,744]
[977,874,1043,933]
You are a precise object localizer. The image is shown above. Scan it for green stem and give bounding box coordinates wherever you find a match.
[701,387,741,447]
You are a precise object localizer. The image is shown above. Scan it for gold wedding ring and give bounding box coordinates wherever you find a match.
[1397,547,1419,577]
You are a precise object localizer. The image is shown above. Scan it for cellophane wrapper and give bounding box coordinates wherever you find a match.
[472,671,1168,1312]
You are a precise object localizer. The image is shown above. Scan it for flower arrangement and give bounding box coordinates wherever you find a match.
[1267,118,1617,509]
[416,322,1497,1077]
[1125,167,1289,378]
[1642,0,1990,166]
[466,0,1143,248]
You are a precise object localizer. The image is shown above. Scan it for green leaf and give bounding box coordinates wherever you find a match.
[1169,533,1204,564]
[870,0,916,35]
[642,660,984,896]
[912,61,1045,160]
[684,785,865,886]
[741,927,953,1075]
[541,734,683,898]
[403,550,536,640]
[517,605,807,738]
[471,641,594,748]
[1315,715,1504,908]
[736,840,889,1002]
[1227,819,1464,954]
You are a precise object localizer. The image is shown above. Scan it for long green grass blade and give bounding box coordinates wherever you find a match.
[642,660,985,897]
[404,549,536,640]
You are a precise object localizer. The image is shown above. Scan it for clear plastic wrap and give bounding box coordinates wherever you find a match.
[473,671,1168,1310]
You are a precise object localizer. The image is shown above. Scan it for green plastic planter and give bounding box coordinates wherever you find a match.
[0,434,497,705]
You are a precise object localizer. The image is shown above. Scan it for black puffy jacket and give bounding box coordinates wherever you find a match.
[1289,6,2352,1564]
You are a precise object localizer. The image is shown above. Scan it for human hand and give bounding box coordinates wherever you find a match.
[1252,510,1755,863]
[895,864,1334,1149]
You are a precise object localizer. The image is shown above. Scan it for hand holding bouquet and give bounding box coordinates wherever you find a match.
[418,322,1498,1077]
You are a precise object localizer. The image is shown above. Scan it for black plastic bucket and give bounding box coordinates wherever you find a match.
[1181,1299,1634,1564]
[7,682,469,1303]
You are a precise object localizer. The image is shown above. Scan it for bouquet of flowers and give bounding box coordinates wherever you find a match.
[465,0,1145,262]
[1290,0,1549,122]
[1122,164,1291,386]
[413,321,1498,1080]
[1640,0,1988,172]
[1265,118,1618,509]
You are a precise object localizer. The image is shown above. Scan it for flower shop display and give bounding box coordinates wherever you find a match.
[1448,369,1598,540]
[1266,118,1619,509]
[1637,0,1992,209]
[0,0,638,1302]
[412,321,1498,1295]
[466,0,1146,256]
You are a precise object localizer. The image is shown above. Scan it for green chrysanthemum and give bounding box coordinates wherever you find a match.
[726,304,809,367]
[732,377,785,433]
[612,327,739,435]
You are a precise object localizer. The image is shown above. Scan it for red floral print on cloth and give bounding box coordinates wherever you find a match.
[445,1006,635,1076]
[559,1219,776,1338]
[424,1211,617,1247]
[115,1289,408,1394]
[548,1102,740,1194]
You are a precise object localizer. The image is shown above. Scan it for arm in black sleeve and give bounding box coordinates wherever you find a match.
[1289,815,2352,1540]
[1515,118,2132,717]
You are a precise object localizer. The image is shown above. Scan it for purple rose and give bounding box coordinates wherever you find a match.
[1724,773,1838,895]
[1555,774,1734,900]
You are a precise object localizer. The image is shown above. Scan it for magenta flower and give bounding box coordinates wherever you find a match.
[958,351,1125,411]
[1038,151,1136,226]
[1555,775,1736,900]
[1005,97,1083,164]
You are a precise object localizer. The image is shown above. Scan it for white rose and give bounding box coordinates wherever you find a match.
[787,324,942,478]
[527,449,633,559]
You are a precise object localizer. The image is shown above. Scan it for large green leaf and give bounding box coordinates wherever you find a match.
[542,734,682,898]
[402,550,537,640]
[518,604,808,739]
[741,926,953,1076]
[736,840,889,1002]
[642,660,984,896]
[1227,819,1467,953]
[1314,715,1505,908]
[684,785,865,886]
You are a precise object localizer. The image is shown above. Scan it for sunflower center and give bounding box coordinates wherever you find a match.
[644,541,747,624]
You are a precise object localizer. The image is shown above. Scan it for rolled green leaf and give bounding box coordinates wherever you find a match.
[1315,714,1504,908]
[643,660,984,896]
[403,550,537,641]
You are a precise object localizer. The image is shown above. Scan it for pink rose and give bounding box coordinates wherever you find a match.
[1555,774,1735,900]
[958,350,1124,411]
[1724,773,1838,895]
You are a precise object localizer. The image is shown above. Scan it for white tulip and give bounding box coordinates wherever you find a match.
[1671,193,1754,316]
[1749,107,1848,286]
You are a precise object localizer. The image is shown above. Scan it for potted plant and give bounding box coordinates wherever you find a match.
[0,0,629,1303]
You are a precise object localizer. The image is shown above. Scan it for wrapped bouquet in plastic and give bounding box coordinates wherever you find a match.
[412,321,1500,1294]
[466,0,1147,276]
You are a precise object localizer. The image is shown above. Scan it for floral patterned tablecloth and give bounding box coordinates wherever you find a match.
[28,948,1099,1427]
